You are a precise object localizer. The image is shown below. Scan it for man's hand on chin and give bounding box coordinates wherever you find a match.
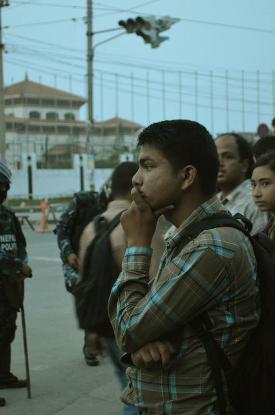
[121,187,174,247]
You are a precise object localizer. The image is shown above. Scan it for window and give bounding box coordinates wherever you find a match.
[42,99,55,106]
[15,123,26,132]
[57,126,70,134]
[42,126,55,133]
[27,98,40,105]
[57,100,70,107]
[64,112,75,121]
[28,125,40,133]
[46,112,58,120]
[29,111,41,119]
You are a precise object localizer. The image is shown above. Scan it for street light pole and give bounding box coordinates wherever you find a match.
[87,0,94,124]
[0,0,8,158]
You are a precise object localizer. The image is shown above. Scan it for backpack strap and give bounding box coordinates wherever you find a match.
[190,314,233,415]
[81,210,124,284]
[93,210,125,238]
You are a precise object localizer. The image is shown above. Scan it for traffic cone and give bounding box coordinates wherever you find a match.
[38,199,49,232]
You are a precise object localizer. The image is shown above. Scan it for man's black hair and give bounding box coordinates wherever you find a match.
[138,120,219,195]
[253,150,275,173]
[111,161,138,197]
[217,132,254,178]
[253,135,275,160]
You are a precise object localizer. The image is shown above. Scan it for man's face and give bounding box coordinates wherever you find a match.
[132,144,182,214]
[216,135,247,189]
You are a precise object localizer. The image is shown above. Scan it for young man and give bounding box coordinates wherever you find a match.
[215,133,267,233]
[108,120,260,414]
[0,161,32,406]
[79,161,139,415]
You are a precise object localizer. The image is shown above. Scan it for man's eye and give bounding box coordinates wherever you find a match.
[144,165,153,170]
[262,182,270,187]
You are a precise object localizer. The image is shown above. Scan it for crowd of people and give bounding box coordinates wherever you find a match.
[0,121,275,414]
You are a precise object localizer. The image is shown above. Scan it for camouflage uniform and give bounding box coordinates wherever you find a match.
[0,205,28,381]
[56,196,80,291]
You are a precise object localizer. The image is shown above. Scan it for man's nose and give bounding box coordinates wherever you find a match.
[252,185,261,198]
[132,169,141,187]
[218,156,223,167]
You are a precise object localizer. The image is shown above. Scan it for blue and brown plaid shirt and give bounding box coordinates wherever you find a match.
[108,196,260,414]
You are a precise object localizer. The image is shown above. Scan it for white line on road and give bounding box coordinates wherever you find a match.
[29,256,60,263]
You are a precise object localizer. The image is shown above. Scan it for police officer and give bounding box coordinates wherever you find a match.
[0,161,32,406]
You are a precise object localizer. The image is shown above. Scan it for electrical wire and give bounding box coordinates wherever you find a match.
[4,16,84,29]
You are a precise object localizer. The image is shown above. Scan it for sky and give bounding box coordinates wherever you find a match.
[2,0,275,136]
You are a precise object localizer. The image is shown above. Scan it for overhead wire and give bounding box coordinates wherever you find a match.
[4,45,273,110]
[5,37,273,101]
[6,56,272,119]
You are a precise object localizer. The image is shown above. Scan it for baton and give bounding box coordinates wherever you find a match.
[20,305,32,399]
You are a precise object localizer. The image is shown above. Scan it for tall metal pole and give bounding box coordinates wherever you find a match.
[178,71,182,119]
[0,2,9,158]
[256,70,260,124]
[210,70,214,134]
[131,72,135,121]
[194,70,198,122]
[241,70,245,132]
[146,71,150,124]
[162,70,166,119]
[225,70,229,131]
[87,0,94,124]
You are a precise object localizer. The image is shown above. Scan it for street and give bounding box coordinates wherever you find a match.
[1,227,123,414]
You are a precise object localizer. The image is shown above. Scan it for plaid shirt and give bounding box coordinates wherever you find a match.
[108,196,260,415]
[218,179,268,234]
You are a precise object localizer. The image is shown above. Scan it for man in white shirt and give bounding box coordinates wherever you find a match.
[215,133,267,233]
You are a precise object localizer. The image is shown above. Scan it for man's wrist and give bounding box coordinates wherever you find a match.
[127,240,152,248]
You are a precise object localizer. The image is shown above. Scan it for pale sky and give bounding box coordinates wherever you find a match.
[3,0,275,136]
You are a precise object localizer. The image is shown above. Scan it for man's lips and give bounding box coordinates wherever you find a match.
[254,201,266,207]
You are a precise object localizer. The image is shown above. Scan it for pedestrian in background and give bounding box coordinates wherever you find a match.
[251,150,275,260]
[55,189,104,366]
[215,132,267,233]
[0,161,32,406]
[253,134,275,160]
[79,161,139,415]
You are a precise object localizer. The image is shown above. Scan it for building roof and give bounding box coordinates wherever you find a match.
[95,116,142,129]
[4,79,86,102]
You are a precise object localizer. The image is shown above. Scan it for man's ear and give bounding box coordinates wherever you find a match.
[179,165,197,190]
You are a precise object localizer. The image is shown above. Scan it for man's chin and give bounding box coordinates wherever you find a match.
[217,178,226,186]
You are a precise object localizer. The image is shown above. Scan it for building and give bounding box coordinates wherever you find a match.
[4,78,142,168]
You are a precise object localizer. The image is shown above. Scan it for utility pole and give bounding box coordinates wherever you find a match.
[87,0,94,124]
[0,1,9,159]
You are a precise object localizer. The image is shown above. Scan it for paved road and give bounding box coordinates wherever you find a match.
[1,227,124,414]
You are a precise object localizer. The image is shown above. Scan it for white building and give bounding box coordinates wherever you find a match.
[4,78,142,168]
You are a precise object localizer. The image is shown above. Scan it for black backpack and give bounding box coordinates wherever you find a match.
[73,211,123,337]
[70,191,102,255]
[182,212,275,415]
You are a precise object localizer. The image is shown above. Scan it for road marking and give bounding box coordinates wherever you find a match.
[29,256,60,263]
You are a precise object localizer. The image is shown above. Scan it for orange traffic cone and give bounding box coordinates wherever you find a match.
[38,199,49,232]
